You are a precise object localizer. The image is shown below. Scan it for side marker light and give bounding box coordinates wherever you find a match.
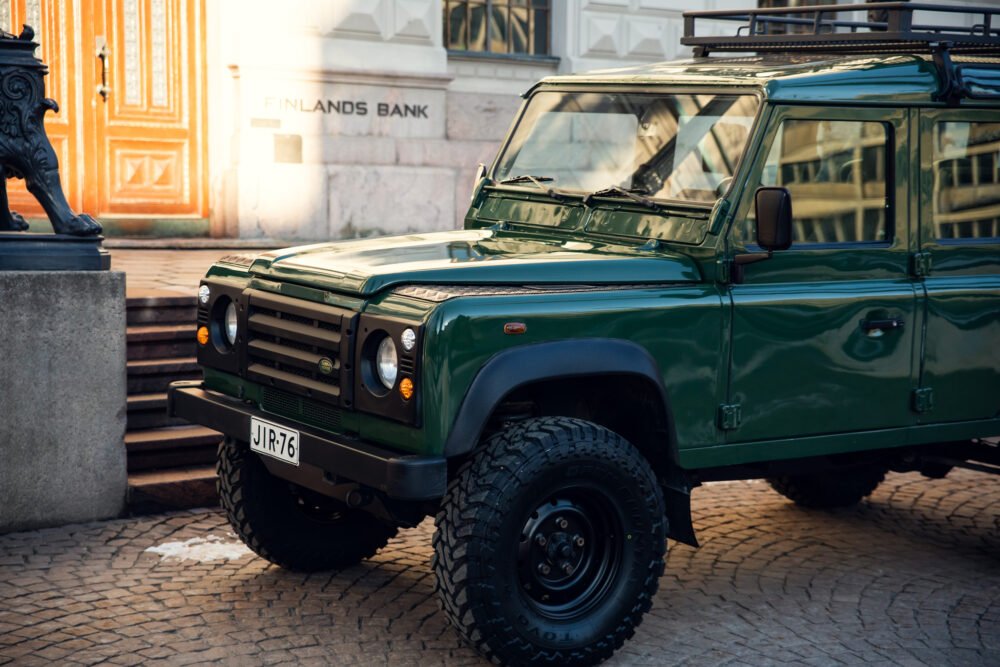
[503,322,527,335]
[399,377,414,400]
[197,326,209,346]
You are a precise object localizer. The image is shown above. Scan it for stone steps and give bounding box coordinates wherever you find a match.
[127,465,218,515]
[124,295,221,510]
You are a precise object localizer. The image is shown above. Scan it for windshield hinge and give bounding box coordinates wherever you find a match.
[718,403,742,431]
[912,387,934,414]
[911,251,932,277]
[708,198,732,236]
[717,257,731,283]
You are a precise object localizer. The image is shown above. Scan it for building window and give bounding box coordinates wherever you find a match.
[444,1,550,56]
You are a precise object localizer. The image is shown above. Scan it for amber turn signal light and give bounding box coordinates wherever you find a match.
[197,326,209,346]
[399,377,414,400]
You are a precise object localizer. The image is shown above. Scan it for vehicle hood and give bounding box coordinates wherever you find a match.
[245,230,701,296]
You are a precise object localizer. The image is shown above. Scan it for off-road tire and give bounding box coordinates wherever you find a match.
[767,464,888,509]
[433,417,666,666]
[217,436,397,571]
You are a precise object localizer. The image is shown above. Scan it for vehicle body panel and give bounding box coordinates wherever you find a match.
[187,51,1000,479]
[916,106,1000,424]
[723,104,919,442]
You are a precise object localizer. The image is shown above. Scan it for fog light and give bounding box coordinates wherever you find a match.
[399,377,414,400]
[197,326,209,346]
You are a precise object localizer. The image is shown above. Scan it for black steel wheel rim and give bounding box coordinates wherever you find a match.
[516,485,624,620]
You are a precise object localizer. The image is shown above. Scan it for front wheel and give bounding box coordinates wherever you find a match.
[217,437,397,572]
[433,417,666,666]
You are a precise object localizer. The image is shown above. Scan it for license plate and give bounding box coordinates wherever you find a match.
[249,417,300,466]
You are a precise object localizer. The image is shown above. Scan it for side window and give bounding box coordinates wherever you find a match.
[932,121,1000,240]
[735,119,890,246]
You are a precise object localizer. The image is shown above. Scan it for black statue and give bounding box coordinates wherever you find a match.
[0,25,100,236]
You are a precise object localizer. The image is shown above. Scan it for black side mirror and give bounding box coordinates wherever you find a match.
[754,186,792,251]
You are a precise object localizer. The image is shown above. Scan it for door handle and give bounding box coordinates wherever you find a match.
[97,39,110,101]
[860,317,905,337]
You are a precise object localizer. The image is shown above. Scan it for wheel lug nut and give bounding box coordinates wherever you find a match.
[538,563,551,575]
[556,518,568,529]
[574,535,585,547]
[562,563,574,575]
[535,534,547,547]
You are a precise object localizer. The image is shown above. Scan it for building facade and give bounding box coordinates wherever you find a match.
[3,0,991,240]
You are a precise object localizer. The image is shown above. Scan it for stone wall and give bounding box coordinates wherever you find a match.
[0,271,128,533]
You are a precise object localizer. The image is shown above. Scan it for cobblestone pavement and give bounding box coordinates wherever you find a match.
[1,470,997,666]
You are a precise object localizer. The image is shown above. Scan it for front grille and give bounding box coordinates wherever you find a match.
[260,386,343,432]
[399,355,415,375]
[244,289,357,407]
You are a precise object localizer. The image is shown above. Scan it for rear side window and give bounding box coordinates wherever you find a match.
[759,119,890,244]
[933,121,1000,241]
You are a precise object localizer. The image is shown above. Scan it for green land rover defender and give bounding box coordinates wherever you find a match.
[169,3,1000,665]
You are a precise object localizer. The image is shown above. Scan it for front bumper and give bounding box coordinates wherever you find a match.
[167,382,446,501]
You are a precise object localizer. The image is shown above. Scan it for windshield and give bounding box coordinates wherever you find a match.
[494,91,759,204]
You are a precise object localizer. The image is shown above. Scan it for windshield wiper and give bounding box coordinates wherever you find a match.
[497,175,572,202]
[583,185,661,211]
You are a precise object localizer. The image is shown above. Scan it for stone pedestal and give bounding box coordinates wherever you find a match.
[0,271,127,533]
[0,233,111,270]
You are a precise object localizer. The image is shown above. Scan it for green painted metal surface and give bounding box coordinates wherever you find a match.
[191,52,1000,472]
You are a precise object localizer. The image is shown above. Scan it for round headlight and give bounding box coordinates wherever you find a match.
[376,336,398,389]
[198,284,210,304]
[401,328,416,352]
[224,302,238,345]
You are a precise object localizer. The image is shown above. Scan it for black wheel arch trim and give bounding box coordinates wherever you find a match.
[443,338,677,458]
[443,339,696,547]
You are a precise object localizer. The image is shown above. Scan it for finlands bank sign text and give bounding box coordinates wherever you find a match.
[263,97,429,118]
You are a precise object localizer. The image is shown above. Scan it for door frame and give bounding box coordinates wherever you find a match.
[721,103,920,446]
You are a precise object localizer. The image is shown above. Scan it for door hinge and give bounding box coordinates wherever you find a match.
[912,387,934,413]
[718,403,742,430]
[911,251,932,277]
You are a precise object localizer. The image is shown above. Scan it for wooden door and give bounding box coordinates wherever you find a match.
[94,0,206,218]
[1,0,206,225]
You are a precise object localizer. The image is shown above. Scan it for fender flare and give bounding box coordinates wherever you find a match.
[442,338,698,546]
[442,338,677,459]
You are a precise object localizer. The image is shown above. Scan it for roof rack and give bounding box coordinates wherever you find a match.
[682,2,1000,104]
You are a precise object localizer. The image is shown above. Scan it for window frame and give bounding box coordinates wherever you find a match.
[487,85,767,212]
[760,117,894,247]
[443,0,554,60]
[729,104,904,253]
[921,111,1000,246]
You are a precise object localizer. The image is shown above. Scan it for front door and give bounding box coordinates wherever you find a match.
[2,0,207,224]
[916,109,1000,424]
[725,106,918,444]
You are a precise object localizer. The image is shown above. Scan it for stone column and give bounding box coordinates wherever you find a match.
[0,271,127,533]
